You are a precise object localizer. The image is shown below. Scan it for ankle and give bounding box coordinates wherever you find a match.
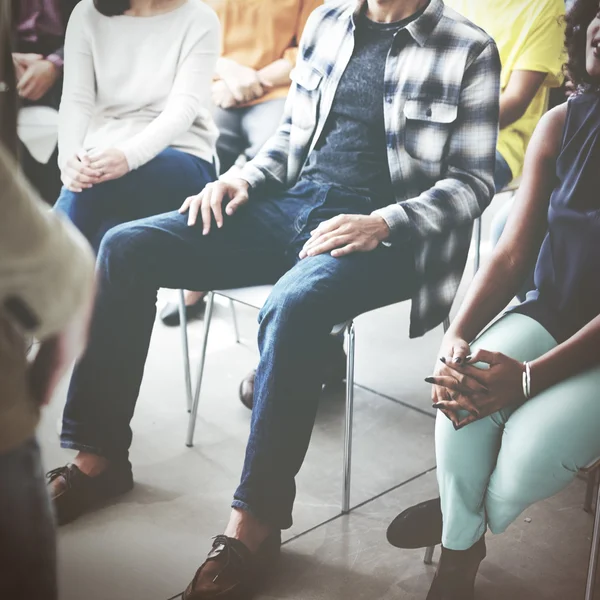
[183,290,206,306]
[224,508,273,553]
[73,452,110,477]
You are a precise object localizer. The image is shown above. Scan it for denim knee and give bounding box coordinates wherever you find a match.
[97,223,138,286]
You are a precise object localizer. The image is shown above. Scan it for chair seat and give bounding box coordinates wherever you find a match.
[214,287,352,334]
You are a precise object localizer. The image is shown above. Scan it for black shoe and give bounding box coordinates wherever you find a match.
[426,536,486,600]
[387,497,442,549]
[47,463,133,525]
[182,531,281,599]
[160,298,205,327]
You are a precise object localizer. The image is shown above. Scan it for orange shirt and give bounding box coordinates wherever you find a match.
[206,0,323,105]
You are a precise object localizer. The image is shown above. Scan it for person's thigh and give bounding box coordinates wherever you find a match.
[261,241,417,334]
[100,199,293,295]
[494,150,513,193]
[213,107,246,173]
[486,362,600,534]
[124,148,216,221]
[242,99,287,161]
[55,149,216,252]
[436,313,557,548]
[0,439,56,600]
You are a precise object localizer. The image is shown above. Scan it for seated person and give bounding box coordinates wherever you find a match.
[161,0,323,326]
[47,1,501,598]
[446,0,565,193]
[54,0,220,252]
[13,0,79,203]
[387,3,600,599]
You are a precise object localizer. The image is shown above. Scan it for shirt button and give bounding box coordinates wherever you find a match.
[426,107,433,117]
[386,97,393,104]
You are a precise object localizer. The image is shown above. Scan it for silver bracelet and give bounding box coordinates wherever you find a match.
[522,361,532,399]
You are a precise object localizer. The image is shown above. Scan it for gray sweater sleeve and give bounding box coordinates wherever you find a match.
[0,143,95,340]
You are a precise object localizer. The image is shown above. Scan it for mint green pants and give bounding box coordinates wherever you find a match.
[436,313,600,550]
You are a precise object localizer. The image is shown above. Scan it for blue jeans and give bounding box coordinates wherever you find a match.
[493,150,513,193]
[54,148,216,252]
[0,439,56,599]
[61,180,417,529]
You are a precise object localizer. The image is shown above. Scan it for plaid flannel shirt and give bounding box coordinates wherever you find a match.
[240,0,501,338]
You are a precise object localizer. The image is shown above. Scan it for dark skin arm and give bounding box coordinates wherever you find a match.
[500,70,548,129]
[431,103,567,427]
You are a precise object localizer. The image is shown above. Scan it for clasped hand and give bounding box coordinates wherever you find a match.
[61,149,129,192]
[427,338,525,430]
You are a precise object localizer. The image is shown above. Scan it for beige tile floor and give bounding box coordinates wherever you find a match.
[37,192,597,600]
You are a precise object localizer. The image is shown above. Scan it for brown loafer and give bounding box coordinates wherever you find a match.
[239,370,256,410]
[238,341,348,410]
[47,463,133,526]
[182,532,281,599]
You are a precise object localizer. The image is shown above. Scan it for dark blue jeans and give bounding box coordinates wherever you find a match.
[0,439,56,599]
[54,148,216,252]
[61,179,417,529]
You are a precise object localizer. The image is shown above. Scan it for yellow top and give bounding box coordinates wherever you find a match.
[445,0,565,179]
[206,0,323,106]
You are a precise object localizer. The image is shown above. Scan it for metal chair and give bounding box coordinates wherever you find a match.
[423,459,600,600]
[178,285,451,516]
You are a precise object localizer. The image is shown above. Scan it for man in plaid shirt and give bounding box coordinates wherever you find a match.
[46,0,500,597]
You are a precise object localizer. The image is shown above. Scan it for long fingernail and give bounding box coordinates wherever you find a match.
[453,357,462,364]
[439,357,446,364]
[424,377,435,384]
[465,355,472,362]
[453,423,461,431]
[432,403,443,409]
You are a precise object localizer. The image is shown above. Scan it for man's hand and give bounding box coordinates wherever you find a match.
[179,178,250,234]
[16,59,59,101]
[428,349,526,429]
[299,215,390,259]
[212,80,238,109]
[86,148,130,183]
[61,155,103,193]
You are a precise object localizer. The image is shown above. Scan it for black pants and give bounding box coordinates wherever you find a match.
[0,438,57,600]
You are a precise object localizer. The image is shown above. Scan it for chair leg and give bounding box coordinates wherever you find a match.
[585,480,600,600]
[424,545,435,565]
[342,321,356,515]
[186,292,216,448]
[585,470,598,514]
[473,217,482,274]
[230,299,241,343]
[178,290,192,413]
[443,317,450,333]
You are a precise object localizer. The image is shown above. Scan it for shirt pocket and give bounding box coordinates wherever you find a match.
[403,98,458,164]
[290,62,324,130]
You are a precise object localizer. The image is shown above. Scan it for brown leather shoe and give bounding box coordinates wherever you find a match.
[182,532,281,599]
[47,463,133,526]
[238,341,348,410]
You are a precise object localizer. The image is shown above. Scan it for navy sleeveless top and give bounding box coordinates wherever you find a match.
[513,92,600,343]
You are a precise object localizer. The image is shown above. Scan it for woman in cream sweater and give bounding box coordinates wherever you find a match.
[55,0,220,251]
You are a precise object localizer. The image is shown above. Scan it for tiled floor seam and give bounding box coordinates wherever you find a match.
[282,465,437,547]
[354,383,435,420]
